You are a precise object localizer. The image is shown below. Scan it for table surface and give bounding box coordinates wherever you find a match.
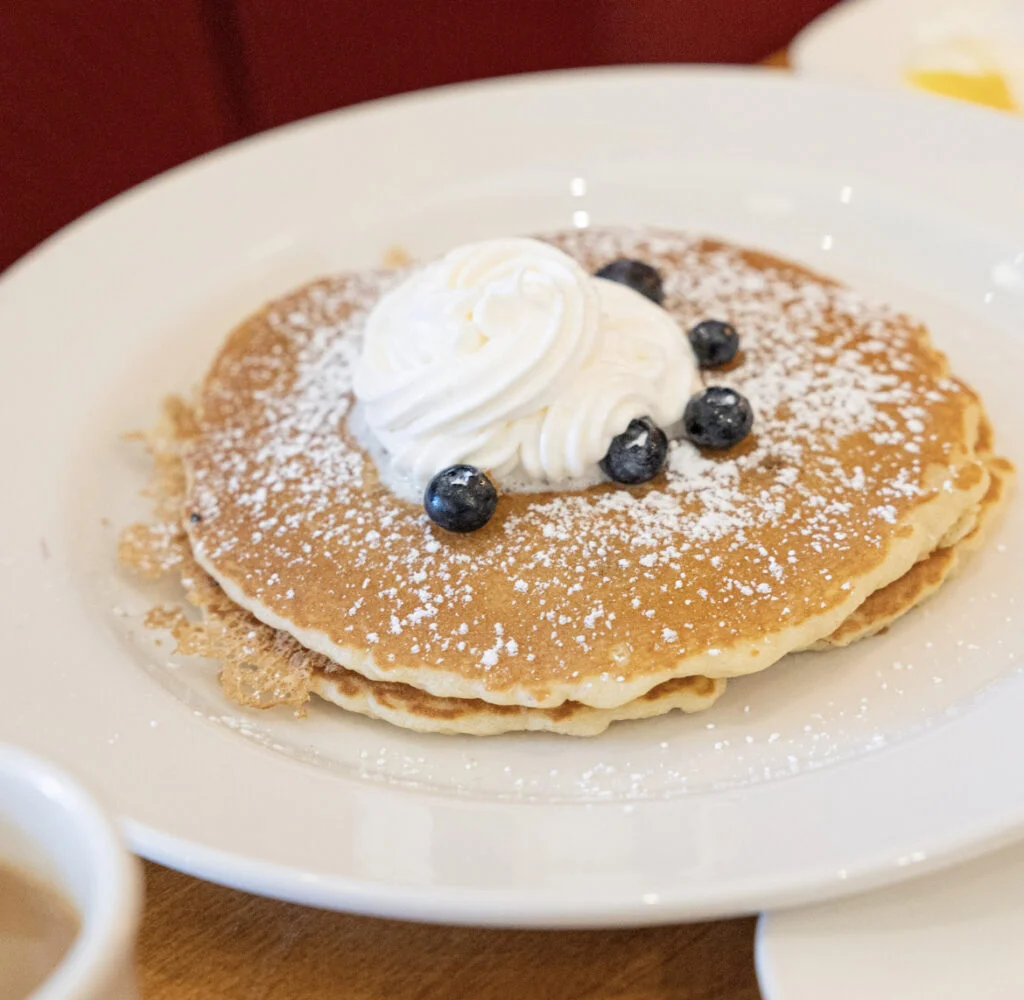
[138,863,762,1000]
[137,52,796,1000]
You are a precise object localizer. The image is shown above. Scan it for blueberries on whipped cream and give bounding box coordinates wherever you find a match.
[599,417,669,485]
[684,386,755,450]
[687,319,740,369]
[351,237,752,531]
[593,257,665,305]
[423,465,498,533]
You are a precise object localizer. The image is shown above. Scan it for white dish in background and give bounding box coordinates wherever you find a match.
[792,0,1024,105]
[0,67,1023,926]
[756,842,1024,998]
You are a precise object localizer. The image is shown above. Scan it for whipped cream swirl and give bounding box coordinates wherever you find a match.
[353,238,699,492]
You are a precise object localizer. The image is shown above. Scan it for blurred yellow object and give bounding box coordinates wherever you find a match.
[907,68,1018,109]
[903,10,1023,113]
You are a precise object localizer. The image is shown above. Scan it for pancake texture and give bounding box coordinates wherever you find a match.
[120,399,725,736]
[808,451,1013,650]
[122,394,1008,734]
[179,229,991,711]
[121,393,1007,734]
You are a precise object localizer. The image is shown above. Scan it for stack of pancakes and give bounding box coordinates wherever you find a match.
[121,228,1012,736]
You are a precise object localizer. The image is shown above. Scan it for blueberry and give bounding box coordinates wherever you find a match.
[683,387,754,450]
[600,417,668,484]
[688,319,739,369]
[594,258,664,305]
[424,465,498,532]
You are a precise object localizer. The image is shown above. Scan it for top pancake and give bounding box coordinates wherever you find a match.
[184,228,988,709]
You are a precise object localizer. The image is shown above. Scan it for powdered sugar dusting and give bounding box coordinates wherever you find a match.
[185,228,977,703]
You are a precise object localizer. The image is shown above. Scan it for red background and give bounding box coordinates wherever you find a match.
[0,0,838,272]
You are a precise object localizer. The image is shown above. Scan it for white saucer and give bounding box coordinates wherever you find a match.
[792,0,1024,104]
[757,840,1024,998]
[1,67,1023,925]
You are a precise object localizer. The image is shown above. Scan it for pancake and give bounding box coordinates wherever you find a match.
[808,452,1013,650]
[179,228,990,711]
[309,671,724,736]
[119,400,724,735]
[123,394,1002,735]
[186,551,724,736]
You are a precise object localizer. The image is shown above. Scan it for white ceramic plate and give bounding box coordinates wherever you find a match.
[792,0,1024,102]
[1,67,1023,927]
[756,842,1024,998]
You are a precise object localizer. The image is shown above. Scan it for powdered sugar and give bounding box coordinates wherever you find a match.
[184,228,972,696]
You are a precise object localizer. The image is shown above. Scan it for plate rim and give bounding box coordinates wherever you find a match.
[3,64,1024,927]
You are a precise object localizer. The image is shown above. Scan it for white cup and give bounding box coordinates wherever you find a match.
[0,745,142,1000]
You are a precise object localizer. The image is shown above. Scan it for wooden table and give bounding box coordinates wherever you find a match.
[139,863,761,999]
[137,51,796,1000]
